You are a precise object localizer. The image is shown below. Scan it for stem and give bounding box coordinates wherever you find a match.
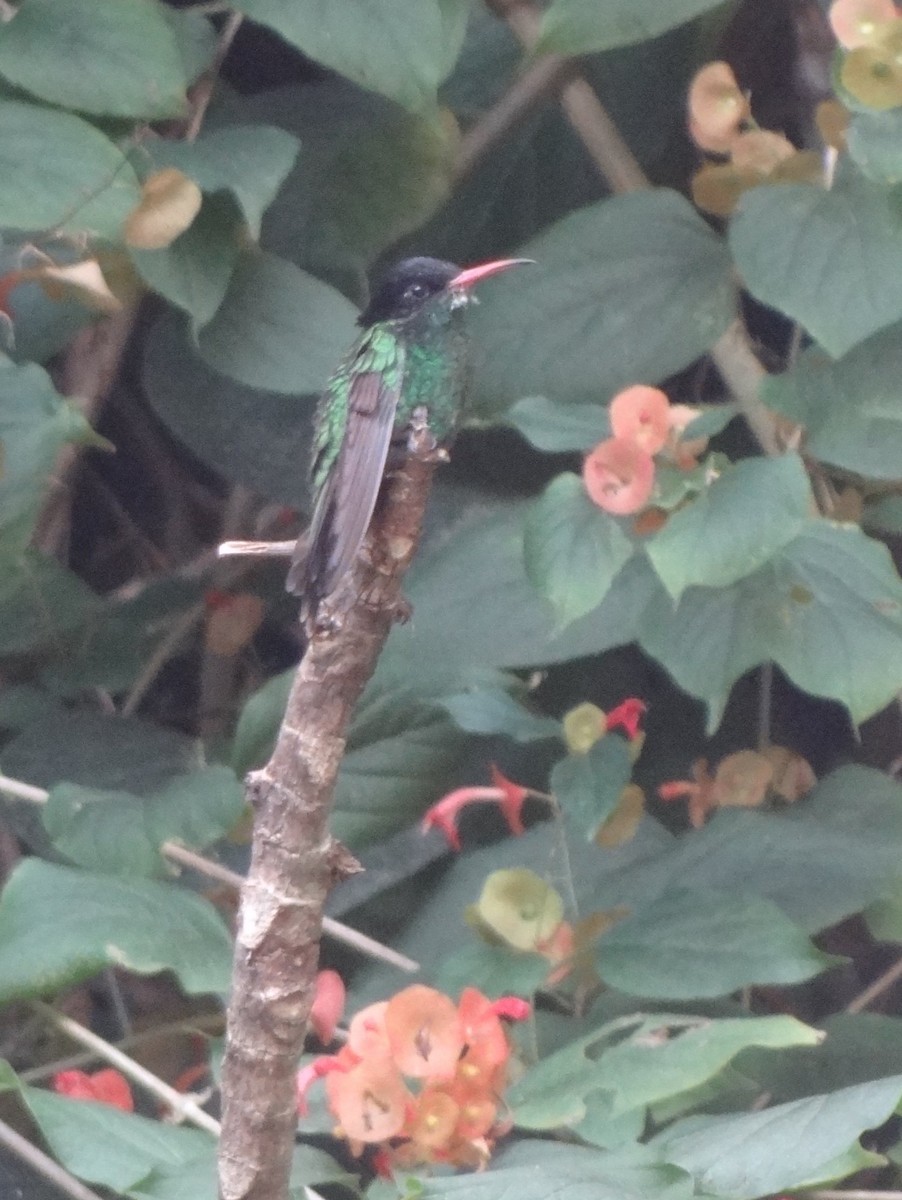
[217,444,442,1200]
[32,1002,222,1136]
[846,955,902,1015]
[0,1117,105,1200]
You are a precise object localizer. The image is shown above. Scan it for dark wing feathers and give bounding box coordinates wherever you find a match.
[286,366,402,610]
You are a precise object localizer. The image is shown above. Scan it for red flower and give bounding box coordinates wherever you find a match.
[422,767,531,850]
[605,698,647,740]
[583,437,655,515]
[309,969,345,1045]
[53,1069,134,1112]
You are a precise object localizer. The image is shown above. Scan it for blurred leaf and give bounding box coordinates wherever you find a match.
[0,859,231,1002]
[730,166,902,356]
[163,6,218,86]
[640,521,902,729]
[763,326,902,479]
[436,940,550,999]
[596,889,835,999]
[43,765,244,877]
[0,100,141,240]
[383,500,658,680]
[470,190,734,415]
[538,0,728,56]
[143,312,315,505]
[847,107,902,184]
[651,1075,902,1199]
[7,1074,212,1192]
[647,455,811,601]
[524,473,634,628]
[130,192,243,327]
[195,249,358,394]
[0,0,188,119]
[144,124,301,237]
[420,1141,694,1200]
[235,0,469,112]
[551,736,633,841]
[439,687,561,742]
[0,551,97,656]
[509,1012,819,1130]
[502,395,610,451]
[0,359,95,546]
[864,494,902,535]
[231,668,292,776]
[682,403,738,439]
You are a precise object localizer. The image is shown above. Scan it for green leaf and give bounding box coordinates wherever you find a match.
[439,687,562,742]
[0,551,97,655]
[43,766,245,877]
[502,395,610,451]
[235,0,470,112]
[0,359,95,546]
[538,0,728,56]
[420,1141,695,1200]
[524,473,634,628]
[0,0,188,119]
[0,859,231,1001]
[730,166,902,356]
[550,736,633,841]
[0,100,141,240]
[8,1077,212,1191]
[471,190,734,414]
[144,124,301,237]
[143,313,315,506]
[130,192,242,328]
[640,521,902,728]
[509,1012,820,1130]
[651,1075,902,1199]
[597,889,835,999]
[195,250,358,394]
[762,326,902,479]
[436,940,550,999]
[847,107,902,184]
[647,455,812,601]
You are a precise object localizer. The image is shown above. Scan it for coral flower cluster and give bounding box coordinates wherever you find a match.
[583,386,707,516]
[297,984,529,1171]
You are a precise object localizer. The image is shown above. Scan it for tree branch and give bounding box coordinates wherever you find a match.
[217,445,442,1200]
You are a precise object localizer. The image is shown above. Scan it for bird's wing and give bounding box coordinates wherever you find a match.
[286,342,405,608]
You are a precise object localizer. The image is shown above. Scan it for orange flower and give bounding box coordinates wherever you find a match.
[53,1069,134,1112]
[583,437,655,515]
[829,0,898,48]
[688,61,750,152]
[325,1057,411,1143]
[609,385,671,454]
[384,986,463,1080]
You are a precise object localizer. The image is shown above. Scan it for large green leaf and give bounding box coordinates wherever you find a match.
[0,551,97,656]
[0,359,96,546]
[651,1075,902,1199]
[596,888,834,999]
[538,0,728,55]
[730,166,902,356]
[42,766,244,877]
[503,395,610,451]
[524,473,634,628]
[470,189,734,414]
[438,686,562,743]
[127,1144,354,1200]
[847,107,902,184]
[509,1012,819,1130]
[143,124,301,238]
[640,521,902,728]
[143,312,315,506]
[421,1141,694,1200]
[762,326,902,480]
[0,0,188,119]
[235,0,470,112]
[0,859,232,1001]
[647,454,812,601]
[130,193,243,328]
[0,100,141,239]
[550,736,633,841]
[195,250,358,394]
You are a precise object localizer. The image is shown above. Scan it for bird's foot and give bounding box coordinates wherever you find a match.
[407,406,450,464]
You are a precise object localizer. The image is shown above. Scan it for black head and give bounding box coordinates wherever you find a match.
[358,256,460,327]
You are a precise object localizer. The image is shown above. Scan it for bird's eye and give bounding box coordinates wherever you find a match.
[403,282,429,302]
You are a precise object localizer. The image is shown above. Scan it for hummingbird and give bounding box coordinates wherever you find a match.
[286,255,530,621]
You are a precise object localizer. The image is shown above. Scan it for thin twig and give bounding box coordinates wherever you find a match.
[846,955,902,1014]
[0,774,418,972]
[31,1003,221,1136]
[182,11,244,143]
[218,540,297,559]
[0,1116,106,1200]
[120,601,206,717]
